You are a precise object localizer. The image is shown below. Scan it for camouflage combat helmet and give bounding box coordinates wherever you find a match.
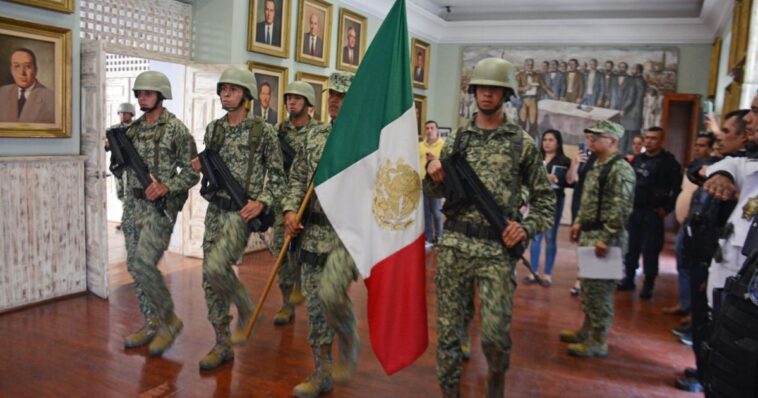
[326,71,354,94]
[117,102,136,115]
[284,80,316,107]
[217,66,258,100]
[468,57,518,96]
[133,71,172,100]
[584,120,625,139]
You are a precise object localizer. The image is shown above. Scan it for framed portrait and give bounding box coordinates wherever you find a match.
[335,8,367,73]
[0,16,71,138]
[295,0,332,67]
[6,0,74,13]
[411,38,430,89]
[247,61,288,125]
[295,71,328,122]
[413,94,427,138]
[247,0,291,58]
[438,127,451,139]
[707,37,721,98]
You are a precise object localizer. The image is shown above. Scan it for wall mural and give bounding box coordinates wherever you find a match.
[459,46,679,152]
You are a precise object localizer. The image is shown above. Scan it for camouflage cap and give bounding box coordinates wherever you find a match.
[584,120,625,139]
[325,71,354,94]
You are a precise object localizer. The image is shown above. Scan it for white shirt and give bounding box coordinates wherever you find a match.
[586,70,596,95]
[17,82,36,100]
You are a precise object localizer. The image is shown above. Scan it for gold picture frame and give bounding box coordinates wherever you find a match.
[0,16,71,138]
[707,37,721,98]
[247,0,292,58]
[295,71,328,122]
[728,0,752,71]
[295,0,332,68]
[247,61,288,124]
[413,93,427,138]
[411,38,431,89]
[335,8,367,73]
[6,0,74,14]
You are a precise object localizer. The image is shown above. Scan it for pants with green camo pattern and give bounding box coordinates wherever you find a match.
[580,278,616,334]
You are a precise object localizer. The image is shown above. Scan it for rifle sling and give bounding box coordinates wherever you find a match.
[210,116,265,197]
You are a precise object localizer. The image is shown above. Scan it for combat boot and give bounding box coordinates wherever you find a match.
[199,323,234,370]
[124,317,160,348]
[274,285,295,326]
[231,306,261,345]
[333,327,359,384]
[567,330,608,358]
[559,317,591,343]
[289,285,305,305]
[639,277,655,299]
[485,370,505,398]
[293,345,333,398]
[441,384,460,398]
[148,313,183,356]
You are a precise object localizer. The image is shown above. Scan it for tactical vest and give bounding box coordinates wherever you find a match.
[705,230,758,398]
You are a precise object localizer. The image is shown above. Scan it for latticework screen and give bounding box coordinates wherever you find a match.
[80,0,192,64]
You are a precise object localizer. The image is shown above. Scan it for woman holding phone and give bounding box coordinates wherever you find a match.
[526,129,571,286]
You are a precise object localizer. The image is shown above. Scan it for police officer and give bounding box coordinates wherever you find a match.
[111,102,136,204]
[272,80,322,326]
[561,120,635,358]
[426,58,555,397]
[189,67,285,370]
[118,71,199,356]
[283,72,360,398]
[619,126,681,298]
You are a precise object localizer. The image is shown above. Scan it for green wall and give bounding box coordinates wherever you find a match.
[0,0,81,156]
[426,43,712,130]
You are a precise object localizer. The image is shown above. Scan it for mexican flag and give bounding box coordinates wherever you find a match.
[313,0,428,375]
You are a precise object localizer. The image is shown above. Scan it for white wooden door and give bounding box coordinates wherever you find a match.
[182,64,271,258]
[80,40,109,298]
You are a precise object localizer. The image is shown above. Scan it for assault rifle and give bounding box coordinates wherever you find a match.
[441,153,540,281]
[198,148,274,232]
[106,127,172,221]
[278,133,296,172]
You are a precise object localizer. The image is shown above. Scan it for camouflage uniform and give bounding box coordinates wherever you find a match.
[273,117,322,308]
[426,118,555,391]
[564,120,635,356]
[121,110,198,325]
[201,115,285,328]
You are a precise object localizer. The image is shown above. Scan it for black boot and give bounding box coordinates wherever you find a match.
[639,277,655,299]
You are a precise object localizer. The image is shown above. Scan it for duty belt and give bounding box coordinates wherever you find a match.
[445,219,500,241]
[580,221,604,231]
[299,249,328,267]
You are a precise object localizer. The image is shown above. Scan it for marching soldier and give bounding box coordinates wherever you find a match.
[426,58,555,397]
[282,72,360,398]
[562,120,635,358]
[189,67,285,370]
[119,71,199,356]
[111,102,136,210]
[272,81,322,326]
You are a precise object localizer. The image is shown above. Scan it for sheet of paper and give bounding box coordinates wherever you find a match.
[577,246,623,280]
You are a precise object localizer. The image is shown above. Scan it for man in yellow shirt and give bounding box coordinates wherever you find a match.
[419,120,445,247]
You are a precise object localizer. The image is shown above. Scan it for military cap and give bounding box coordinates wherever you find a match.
[325,71,354,94]
[584,120,625,139]
[133,71,172,100]
[284,80,316,107]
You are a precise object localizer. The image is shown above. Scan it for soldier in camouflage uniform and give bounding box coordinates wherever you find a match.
[117,71,199,356]
[272,81,322,326]
[561,120,635,358]
[283,72,359,398]
[188,67,285,370]
[111,102,136,203]
[426,58,556,397]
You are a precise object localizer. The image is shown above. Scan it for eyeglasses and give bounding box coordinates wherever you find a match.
[585,133,611,142]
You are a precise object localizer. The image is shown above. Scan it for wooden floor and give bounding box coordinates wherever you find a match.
[0,227,698,397]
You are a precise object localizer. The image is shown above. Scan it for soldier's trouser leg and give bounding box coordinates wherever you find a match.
[461,277,475,359]
[581,279,616,335]
[319,245,359,382]
[478,255,516,378]
[274,214,299,300]
[436,246,471,391]
[122,201,154,320]
[302,257,335,347]
[202,210,253,327]
[127,203,177,322]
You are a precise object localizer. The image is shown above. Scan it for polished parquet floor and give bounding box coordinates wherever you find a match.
[0,227,699,397]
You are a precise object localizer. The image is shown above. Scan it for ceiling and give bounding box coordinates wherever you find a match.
[342,0,731,44]
[412,0,705,21]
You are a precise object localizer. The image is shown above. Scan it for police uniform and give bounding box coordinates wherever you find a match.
[120,71,198,356]
[282,72,359,398]
[559,120,636,357]
[426,58,555,397]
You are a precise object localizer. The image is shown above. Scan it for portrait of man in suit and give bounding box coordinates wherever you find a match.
[341,25,360,66]
[253,81,278,124]
[302,13,324,58]
[563,58,584,103]
[255,0,282,47]
[582,58,603,106]
[413,50,425,83]
[0,48,54,124]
